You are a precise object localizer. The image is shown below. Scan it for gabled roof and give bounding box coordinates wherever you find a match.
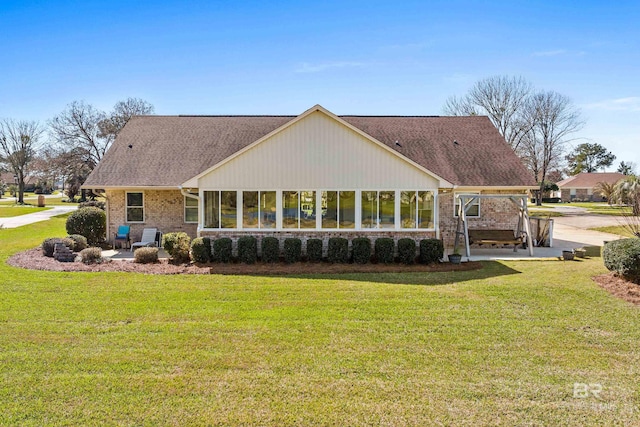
[556,172,626,189]
[83,105,536,189]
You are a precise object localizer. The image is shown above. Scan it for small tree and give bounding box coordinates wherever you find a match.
[0,119,43,204]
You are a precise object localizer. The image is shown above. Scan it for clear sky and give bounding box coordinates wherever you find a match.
[1,0,638,172]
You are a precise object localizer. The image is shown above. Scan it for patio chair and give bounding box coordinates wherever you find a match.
[130,227,159,251]
[113,225,131,249]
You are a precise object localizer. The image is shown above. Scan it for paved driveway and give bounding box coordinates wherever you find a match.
[0,205,78,228]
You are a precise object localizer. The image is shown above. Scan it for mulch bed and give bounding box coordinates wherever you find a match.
[7,248,482,275]
[593,273,640,306]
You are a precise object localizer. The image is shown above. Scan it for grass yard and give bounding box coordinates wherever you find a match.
[568,202,632,216]
[591,226,637,238]
[0,218,639,425]
[0,205,51,218]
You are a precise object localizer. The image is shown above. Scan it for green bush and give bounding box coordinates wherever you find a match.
[80,247,103,264]
[261,237,280,263]
[66,234,88,252]
[65,207,106,245]
[190,237,211,263]
[306,238,323,262]
[134,247,159,264]
[398,238,416,264]
[328,237,349,263]
[420,238,444,264]
[213,238,232,263]
[78,200,106,210]
[238,236,257,264]
[162,232,191,263]
[375,238,395,264]
[352,237,371,264]
[283,238,302,263]
[42,237,74,257]
[603,239,640,282]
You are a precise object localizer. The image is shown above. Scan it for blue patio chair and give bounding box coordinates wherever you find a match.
[113,225,131,249]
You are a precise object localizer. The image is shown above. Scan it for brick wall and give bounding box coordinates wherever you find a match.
[105,189,197,243]
[438,190,524,248]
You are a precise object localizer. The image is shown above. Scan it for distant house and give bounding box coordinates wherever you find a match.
[556,172,626,202]
[82,105,536,249]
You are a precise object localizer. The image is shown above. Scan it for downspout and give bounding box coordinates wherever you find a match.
[180,187,201,238]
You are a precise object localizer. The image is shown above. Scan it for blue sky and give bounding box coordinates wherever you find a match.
[1,0,638,172]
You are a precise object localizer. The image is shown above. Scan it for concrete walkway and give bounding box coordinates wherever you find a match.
[0,205,78,228]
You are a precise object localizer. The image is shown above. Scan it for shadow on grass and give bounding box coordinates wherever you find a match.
[234,261,522,287]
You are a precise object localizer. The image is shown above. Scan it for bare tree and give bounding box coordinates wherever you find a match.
[520,91,584,205]
[443,75,534,151]
[49,98,154,167]
[0,119,43,204]
[49,101,107,168]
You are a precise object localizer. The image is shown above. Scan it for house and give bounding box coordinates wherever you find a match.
[556,172,625,202]
[82,105,536,251]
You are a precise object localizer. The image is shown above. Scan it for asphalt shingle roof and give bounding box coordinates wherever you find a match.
[83,112,535,188]
[556,172,626,188]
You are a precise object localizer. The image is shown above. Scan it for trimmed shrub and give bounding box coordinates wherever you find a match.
[375,238,395,264]
[420,238,444,264]
[603,239,640,282]
[398,238,416,264]
[261,237,280,263]
[80,247,103,264]
[283,238,302,263]
[42,237,74,257]
[66,234,88,252]
[162,232,191,263]
[134,247,159,264]
[352,237,371,264]
[190,237,211,263]
[307,238,323,262]
[328,237,349,263]
[65,207,106,245]
[238,236,257,264]
[79,200,106,210]
[213,238,232,263]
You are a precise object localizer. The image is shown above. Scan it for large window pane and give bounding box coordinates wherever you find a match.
[379,191,395,228]
[126,192,144,223]
[418,191,434,228]
[282,191,299,229]
[260,191,276,229]
[322,191,338,228]
[300,191,316,229]
[243,191,259,228]
[361,191,377,228]
[220,191,237,228]
[400,191,416,228]
[339,191,355,229]
[204,191,220,228]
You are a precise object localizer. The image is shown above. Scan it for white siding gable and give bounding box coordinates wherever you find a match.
[197,111,439,189]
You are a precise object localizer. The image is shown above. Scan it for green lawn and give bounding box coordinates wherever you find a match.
[591,226,638,238]
[0,219,639,425]
[0,205,51,218]
[568,202,632,216]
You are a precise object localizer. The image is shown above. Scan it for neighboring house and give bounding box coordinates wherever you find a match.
[556,172,626,202]
[82,105,536,249]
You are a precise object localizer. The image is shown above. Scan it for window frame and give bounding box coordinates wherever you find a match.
[125,191,145,223]
[184,195,199,223]
[454,192,480,218]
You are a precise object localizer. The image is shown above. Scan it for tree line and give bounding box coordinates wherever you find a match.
[443,75,634,204]
[0,98,153,203]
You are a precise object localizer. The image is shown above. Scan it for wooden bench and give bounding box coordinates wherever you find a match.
[468,229,524,252]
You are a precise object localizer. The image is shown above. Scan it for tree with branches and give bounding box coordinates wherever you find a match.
[0,119,43,204]
[617,161,637,176]
[443,75,534,152]
[565,142,615,175]
[519,91,584,205]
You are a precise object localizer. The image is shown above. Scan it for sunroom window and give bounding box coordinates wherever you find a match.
[243,191,276,229]
[283,191,316,229]
[322,191,355,229]
[362,191,395,228]
[401,190,434,229]
[204,191,237,228]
